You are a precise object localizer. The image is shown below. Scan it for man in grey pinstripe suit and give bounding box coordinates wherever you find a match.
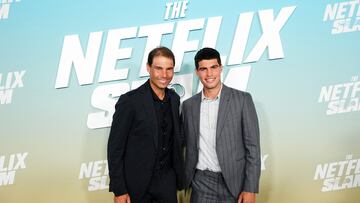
[182,48,261,203]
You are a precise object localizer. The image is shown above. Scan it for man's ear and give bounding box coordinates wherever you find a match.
[195,68,200,77]
[146,63,150,73]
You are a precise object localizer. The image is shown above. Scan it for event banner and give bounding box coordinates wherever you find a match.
[1,0,359,202]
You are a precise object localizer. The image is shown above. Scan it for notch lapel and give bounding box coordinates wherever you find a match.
[169,91,179,134]
[141,83,159,149]
[216,85,231,140]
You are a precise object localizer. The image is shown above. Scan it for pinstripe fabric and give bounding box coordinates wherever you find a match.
[190,170,236,203]
[182,84,261,199]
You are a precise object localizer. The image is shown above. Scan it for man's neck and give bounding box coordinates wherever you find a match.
[203,83,222,100]
[149,82,165,100]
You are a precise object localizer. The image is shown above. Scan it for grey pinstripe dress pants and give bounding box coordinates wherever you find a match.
[190,169,237,203]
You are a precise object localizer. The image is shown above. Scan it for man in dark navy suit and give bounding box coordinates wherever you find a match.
[108,46,184,203]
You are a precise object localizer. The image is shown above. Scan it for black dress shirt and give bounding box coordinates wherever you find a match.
[148,82,174,170]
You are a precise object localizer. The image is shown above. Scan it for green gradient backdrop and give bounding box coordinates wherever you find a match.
[1,0,360,203]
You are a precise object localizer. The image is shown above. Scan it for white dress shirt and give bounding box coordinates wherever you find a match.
[196,87,222,172]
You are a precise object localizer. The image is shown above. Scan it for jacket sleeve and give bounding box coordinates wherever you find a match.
[107,94,134,196]
[241,92,261,193]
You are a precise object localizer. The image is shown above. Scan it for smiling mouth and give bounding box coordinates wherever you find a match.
[159,79,168,84]
[205,78,215,82]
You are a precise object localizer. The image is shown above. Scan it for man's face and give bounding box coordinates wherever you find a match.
[147,55,174,91]
[196,59,222,90]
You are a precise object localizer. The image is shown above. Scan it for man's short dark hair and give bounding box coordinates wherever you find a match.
[147,46,175,66]
[194,47,222,69]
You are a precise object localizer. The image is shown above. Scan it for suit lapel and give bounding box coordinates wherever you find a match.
[140,82,159,149]
[169,91,179,134]
[191,93,201,148]
[216,85,231,140]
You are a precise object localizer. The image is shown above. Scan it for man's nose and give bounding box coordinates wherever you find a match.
[207,68,213,77]
[161,69,167,77]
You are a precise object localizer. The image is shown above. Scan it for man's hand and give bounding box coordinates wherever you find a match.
[114,194,131,203]
[237,191,256,203]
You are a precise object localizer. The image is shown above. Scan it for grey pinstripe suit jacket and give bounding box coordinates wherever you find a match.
[182,84,261,197]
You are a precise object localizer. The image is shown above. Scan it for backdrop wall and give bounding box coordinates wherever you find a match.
[1,0,359,203]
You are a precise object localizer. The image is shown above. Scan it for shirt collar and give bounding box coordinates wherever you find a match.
[201,83,222,101]
[147,80,169,102]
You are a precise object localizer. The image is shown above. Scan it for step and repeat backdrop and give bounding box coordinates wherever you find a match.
[1,0,360,202]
